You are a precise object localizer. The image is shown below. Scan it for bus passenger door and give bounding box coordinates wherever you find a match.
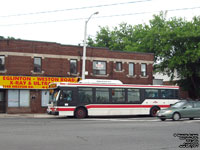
[59,88,77,106]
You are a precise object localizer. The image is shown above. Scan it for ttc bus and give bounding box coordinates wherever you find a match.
[47,79,180,118]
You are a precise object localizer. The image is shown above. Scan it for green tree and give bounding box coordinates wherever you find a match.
[0,36,17,40]
[88,12,200,99]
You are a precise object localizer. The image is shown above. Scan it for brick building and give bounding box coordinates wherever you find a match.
[0,40,154,114]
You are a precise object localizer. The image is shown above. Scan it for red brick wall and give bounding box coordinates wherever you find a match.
[0,39,154,84]
[0,39,154,113]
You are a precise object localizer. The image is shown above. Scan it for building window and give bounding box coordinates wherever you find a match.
[0,55,5,71]
[141,63,147,77]
[8,90,30,107]
[129,63,134,76]
[116,62,122,71]
[93,61,106,75]
[70,59,77,74]
[41,90,49,107]
[34,57,42,73]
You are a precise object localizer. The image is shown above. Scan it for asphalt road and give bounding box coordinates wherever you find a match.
[0,116,199,150]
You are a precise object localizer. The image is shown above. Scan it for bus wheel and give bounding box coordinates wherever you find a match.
[150,107,160,117]
[75,107,87,119]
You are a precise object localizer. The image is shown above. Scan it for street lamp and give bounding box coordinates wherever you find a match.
[82,12,99,80]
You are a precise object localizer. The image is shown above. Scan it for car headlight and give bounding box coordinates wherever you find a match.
[164,110,172,114]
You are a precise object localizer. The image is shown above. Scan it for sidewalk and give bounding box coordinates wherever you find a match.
[0,113,58,119]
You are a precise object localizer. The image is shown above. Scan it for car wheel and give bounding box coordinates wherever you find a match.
[160,118,166,121]
[74,107,87,119]
[189,118,194,120]
[172,112,181,121]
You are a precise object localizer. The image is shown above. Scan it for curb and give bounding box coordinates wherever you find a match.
[0,113,57,119]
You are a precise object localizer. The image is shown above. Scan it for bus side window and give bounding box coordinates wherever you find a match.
[111,88,125,103]
[78,88,93,104]
[161,89,174,99]
[145,89,159,99]
[127,89,140,103]
[96,88,109,103]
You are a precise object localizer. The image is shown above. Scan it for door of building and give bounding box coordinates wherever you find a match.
[0,90,6,113]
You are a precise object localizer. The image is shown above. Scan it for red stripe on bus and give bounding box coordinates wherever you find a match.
[57,108,75,111]
[50,108,56,111]
[52,104,170,112]
[86,105,170,109]
[67,83,179,89]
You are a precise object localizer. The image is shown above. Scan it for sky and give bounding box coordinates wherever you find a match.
[0,0,200,46]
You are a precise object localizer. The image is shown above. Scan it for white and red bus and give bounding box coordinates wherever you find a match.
[47,79,180,118]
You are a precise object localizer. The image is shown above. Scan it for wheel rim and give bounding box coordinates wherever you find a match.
[152,109,157,116]
[76,108,86,118]
[77,110,84,117]
[173,113,180,120]
[151,107,159,117]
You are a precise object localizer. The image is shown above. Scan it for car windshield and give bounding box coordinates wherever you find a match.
[171,101,187,108]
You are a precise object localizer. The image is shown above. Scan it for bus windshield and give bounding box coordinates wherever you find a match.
[49,89,60,103]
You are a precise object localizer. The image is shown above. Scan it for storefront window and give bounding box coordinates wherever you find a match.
[41,90,49,107]
[20,90,30,107]
[8,90,30,107]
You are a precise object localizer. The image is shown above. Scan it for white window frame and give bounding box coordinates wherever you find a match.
[34,57,42,73]
[129,63,134,76]
[70,59,77,74]
[141,63,147,77]
[93,60,106,75]
[0,55,5,71]
[116,62,122,71]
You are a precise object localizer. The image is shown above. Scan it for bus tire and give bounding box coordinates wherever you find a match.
[150,106,160,117]
[74,107,87,119]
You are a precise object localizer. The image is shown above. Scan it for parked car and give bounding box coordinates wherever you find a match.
[157,100,200,121]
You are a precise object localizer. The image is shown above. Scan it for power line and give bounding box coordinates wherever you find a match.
[0,6,200,27]
[98,6,200,18]
[0,0,152,18]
